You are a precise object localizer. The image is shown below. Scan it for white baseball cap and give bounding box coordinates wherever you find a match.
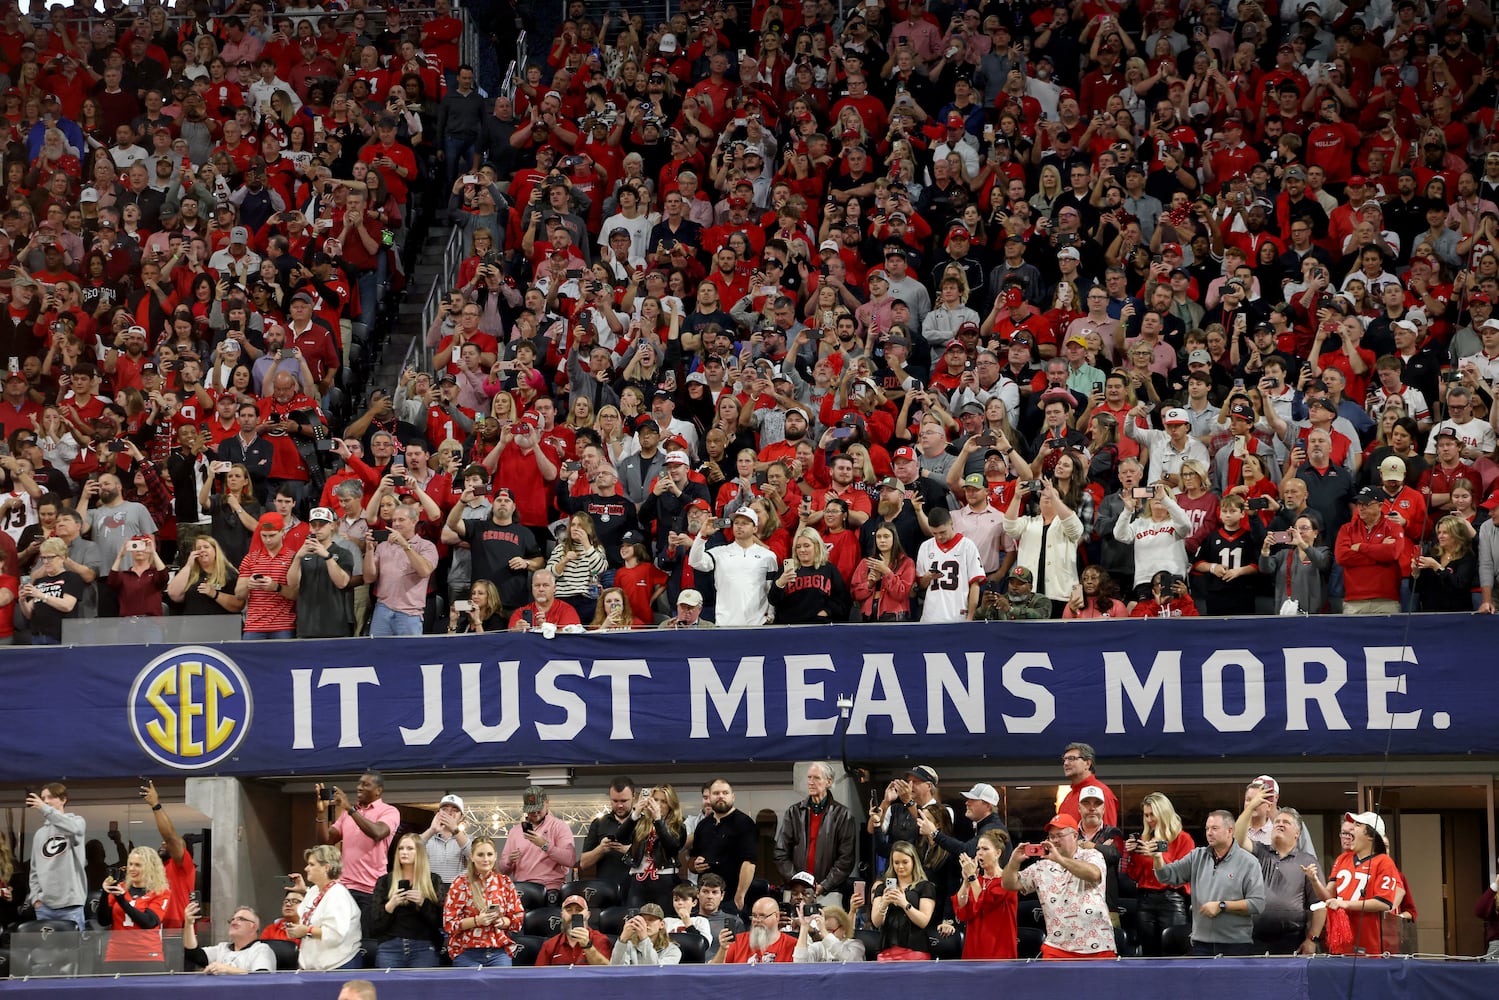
[439,793,465,812]
[960,782,1000,806]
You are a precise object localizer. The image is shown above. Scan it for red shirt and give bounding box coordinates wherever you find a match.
[494,442,560,527]
[1328,852,1401,955]
[535,927,611,966]
[1058,775,1119,827]
[359,141,418,202]
[952,875,1018,960]
[102,888,171,962]
[238,544,296,633]
[717,931,798,964]
[162,851,197,930]
[614,560,668,624]
[507,599,581,630]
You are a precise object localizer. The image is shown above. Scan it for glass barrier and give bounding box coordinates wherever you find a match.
[7,926,184,978]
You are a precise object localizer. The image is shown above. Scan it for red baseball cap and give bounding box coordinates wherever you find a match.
[1045,814,1079,832]
[893,446,918,462]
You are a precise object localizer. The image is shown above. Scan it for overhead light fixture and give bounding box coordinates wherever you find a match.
[528,767,575,787]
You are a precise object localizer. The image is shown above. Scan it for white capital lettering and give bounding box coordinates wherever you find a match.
[400,663,445,745]
[688,657,767,739]
[924,652,986,735]
[1283,647,1350,731]
[461,661,521,742]
[1104,650,1184,733]
[785,655,839,737]
[535,660,587,741]
[317,667,380,748]
[1365,646,1421,730]
[848,653,915,735]
[589,659,651,740]
[1200,650,1266,733]
[1000,653,1054,733]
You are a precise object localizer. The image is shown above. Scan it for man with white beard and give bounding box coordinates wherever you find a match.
[710,897,796,964]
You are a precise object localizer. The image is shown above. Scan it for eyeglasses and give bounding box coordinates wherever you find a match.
[229,915,254,923]
[1061,754,1085,762]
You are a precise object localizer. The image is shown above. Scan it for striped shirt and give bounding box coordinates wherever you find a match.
[238,545,297,633]
[425,832,469,887]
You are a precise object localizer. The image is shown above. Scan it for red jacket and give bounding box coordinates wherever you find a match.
[1335,515,1403,602]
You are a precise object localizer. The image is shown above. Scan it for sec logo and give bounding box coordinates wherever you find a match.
[128,646,254,770]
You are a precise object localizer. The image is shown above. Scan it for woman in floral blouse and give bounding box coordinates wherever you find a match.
[442,836,526,967]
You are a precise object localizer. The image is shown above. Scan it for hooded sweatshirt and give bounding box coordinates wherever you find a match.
[29,802,88,909]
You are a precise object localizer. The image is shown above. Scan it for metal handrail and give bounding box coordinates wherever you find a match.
[402,224,467,380]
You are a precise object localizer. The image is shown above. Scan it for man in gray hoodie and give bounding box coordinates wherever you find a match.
[27,783,87,929]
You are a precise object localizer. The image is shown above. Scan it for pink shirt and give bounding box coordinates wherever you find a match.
[496,814,577,890]
[371,534,438,614]
[333,798,400,893]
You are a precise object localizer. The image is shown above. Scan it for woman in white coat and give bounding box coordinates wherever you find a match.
[286,844,363,971]
[1003,480,1084,617]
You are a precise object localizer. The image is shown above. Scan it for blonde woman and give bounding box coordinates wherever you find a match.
[166,534,246,615]
[370,832,445,967]
[770,526,852,624]
[1122,792,1195,956]
[199,461,261,566]
[547,512,608,621]
[442,836,525,967]
[1029,164,1064,216]
[96,847,171,971]
[870,840,937,960]
[625,784,686,909]
[287,844,362,971]
[1413,515,1478,612]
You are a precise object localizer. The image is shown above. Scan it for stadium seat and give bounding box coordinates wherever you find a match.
[513,880,548,910]
[594,905,630,935]
[1018,926,1045,959]
[263,937,300,971]
[510,934,545,967]
[523,906,562,937]
[671,930,708,964]
[10,921,83,978]
[930,927,965,960]
[854,928,882,960]
[1162,924,1191,956]
[559,878,619,911]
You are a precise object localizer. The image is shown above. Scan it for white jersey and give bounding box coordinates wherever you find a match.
[1,489,38,542]
[916,533,985,623]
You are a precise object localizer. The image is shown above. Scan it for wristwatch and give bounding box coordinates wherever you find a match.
[1218,900,1227,913]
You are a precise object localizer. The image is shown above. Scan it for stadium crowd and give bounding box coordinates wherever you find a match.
[8,756,1478,969]
[4,0,1499,639]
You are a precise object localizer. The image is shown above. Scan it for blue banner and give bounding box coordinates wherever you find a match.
[2,617,1493,781]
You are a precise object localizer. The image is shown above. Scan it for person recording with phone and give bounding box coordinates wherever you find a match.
[1122,792,1196,956]
[1259,511,1331,614]
[1001,814,1115,959]
[106,533,168,617]
[537,893,612,966]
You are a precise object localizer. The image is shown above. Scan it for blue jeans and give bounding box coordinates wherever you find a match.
[34,903,85,929]
[242,629,295,641]
[357,268,379,337]
[30,634,61,645]
[453,947,512,967]
[371,604,423,636]
[375,938,439,968]
[443,134,479,187]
